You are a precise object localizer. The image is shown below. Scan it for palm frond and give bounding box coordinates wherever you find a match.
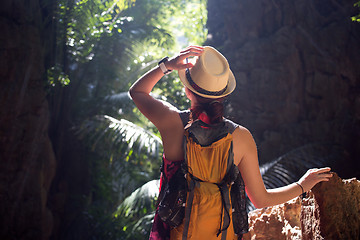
[115,179,159,218]
[131,212,156,237]
[113,179,159,238]
[104,90,179,111]
[104,91,132,103]
[78,114,162,158]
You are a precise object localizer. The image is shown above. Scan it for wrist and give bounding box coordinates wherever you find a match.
[295,182,307,198]
[158,57,172,75]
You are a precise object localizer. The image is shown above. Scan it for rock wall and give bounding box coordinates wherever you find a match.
[0,1,56,239]
[242,173,360,239]
[243,198,302,240]
[301,173,360,240]
[206,0,360,178]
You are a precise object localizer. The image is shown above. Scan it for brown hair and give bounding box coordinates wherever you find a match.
[190,92,224,124]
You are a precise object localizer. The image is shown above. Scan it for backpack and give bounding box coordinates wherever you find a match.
[157,111,248,239]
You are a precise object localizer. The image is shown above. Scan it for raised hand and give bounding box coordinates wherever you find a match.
[298,167,333,192]
[166,46,204,71]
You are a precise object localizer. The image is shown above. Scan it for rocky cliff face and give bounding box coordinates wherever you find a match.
[207,0,360,178]
[0,1,56,239]
[242,173,360,240]
[301,173,360,240]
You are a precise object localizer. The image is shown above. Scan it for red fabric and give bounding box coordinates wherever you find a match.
[149,156,183,240]
[198,112,211,124]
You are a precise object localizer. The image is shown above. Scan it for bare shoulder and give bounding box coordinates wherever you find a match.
[157,100,184,128]
[232,125,255,143]
[232,125,257,165]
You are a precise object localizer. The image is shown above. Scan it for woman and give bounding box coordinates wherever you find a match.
[129,46,332,239]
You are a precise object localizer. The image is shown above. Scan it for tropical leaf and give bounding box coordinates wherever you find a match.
[114,179,159,238]
[352,1,360,22]
[115,179,159,218]
[78,114,162,158]
[104,91,132,103]
[131,212,156,238]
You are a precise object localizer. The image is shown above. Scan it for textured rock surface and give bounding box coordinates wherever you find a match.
[207,0,360,178]
[0,1,56,239]
[301,173,360,240]
[242,173,360,240]
[243,198,302,240]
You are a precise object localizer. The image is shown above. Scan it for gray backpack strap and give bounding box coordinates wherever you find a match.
[179,110,190,127]
[226,141,234,176]
[182,177,199,240]
[218,183,231,240]
[182,134,200,240]
[224,118,239,134]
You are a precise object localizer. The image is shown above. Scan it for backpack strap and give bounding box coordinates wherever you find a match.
[182,176,199,240]
[182,134,198,240]
[216,182,231,240]
[224,118,239,134]
[179,110,190,127]
[215,140,234,239]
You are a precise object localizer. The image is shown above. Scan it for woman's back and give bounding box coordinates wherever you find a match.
[170,116,238,239]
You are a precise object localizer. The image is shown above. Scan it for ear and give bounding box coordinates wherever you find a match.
[185,87,191,98]
[185,87,194,101]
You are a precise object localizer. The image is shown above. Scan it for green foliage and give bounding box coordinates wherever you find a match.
[47,64,70,86]
[170,0,208,46]
[48,0,208,238]
[113,180,159,238]
[352,1,360,22]
[78,114,162,174]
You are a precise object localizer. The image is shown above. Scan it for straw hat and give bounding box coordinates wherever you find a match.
[178,46,236,99]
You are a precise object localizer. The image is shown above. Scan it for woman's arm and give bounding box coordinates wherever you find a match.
[129,46,204,161]
[129,46,203,131]
[233,127,333,208]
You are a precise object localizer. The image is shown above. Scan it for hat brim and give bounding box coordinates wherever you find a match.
[178,68,236,99]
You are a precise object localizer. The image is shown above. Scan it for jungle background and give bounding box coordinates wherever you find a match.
[0,0,359,239]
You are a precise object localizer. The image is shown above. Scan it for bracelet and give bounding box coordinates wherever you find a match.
[295,182,305,196]
[158,57,172,75]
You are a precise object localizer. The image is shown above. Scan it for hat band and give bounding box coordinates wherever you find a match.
[186,69,227,97]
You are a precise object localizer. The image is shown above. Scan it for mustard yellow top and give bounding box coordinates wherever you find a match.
[170,133,237,240]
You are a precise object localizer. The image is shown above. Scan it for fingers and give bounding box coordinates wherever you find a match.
[179,48,204,61]
[180,45,204,53]
[167,46,204,71]
[316,167,331,174]
[308,167,331,175]
[313,167,333,180]
[314,168,333,184]
[299,167,334,191]
[183,63,194,69]
[180,46,204,56]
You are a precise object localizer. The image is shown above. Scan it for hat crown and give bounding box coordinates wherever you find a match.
[190,47,229,92]
[178,46,236,99]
